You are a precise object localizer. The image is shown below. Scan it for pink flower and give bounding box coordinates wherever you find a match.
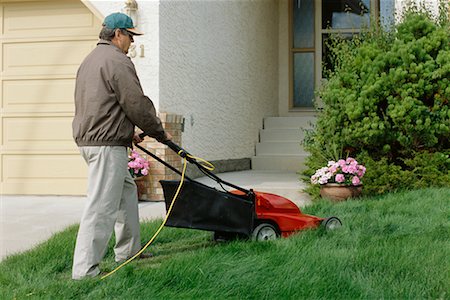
[318,177,328,184]
[128,150,150,177]
[347,165,358,174]
[346,157,356,165]
[130,150,140,159]
[329,165,338,173]
[327,161,336,167]
[357,165,366,177]
[311,159,366,186]
[335,174,345,183]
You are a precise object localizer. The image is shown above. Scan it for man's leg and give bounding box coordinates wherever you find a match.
[114,171,141,262]
[72,146,127,279]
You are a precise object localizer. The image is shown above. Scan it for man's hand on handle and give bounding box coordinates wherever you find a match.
[164,132,173,141]
[133,132,144,144]
[134,131,172,144]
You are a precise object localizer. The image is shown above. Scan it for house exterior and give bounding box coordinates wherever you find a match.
[0,0,439,196]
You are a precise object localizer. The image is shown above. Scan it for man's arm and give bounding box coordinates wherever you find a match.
[112,60,170,142]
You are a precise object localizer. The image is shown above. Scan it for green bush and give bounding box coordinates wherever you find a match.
[303,6,450,197]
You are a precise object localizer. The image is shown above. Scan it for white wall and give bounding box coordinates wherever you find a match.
[159,0,279,160]
[395,0,441,21]
[82,0,160,110]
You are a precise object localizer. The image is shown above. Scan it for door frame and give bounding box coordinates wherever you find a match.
[286,0,380,114]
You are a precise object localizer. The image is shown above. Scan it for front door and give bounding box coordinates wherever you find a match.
[289,0,392,111]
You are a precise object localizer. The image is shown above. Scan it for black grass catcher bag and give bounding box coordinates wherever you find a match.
[160,180,255,236]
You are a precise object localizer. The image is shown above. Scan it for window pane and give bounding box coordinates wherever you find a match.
[293,52,314,107]
[380,0,395,30]
[293,0,314,48]
[322,0,370,29]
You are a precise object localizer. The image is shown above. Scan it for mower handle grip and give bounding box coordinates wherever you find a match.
[164,140,189,158]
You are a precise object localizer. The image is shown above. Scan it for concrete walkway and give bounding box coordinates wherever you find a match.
[0,170,310,261]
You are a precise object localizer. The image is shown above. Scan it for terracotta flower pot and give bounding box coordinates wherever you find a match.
[320,183,362,201]
[134,176,148,201]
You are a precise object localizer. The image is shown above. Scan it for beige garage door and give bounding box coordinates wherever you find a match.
[0,0,102,195]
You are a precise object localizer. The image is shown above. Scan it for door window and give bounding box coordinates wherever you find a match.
[290,0,381,110]
[291,0,315,108]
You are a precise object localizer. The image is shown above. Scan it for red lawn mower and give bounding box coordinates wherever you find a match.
[135,140,342,241]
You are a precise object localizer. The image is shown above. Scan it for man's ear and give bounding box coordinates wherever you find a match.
[114,29,121,38]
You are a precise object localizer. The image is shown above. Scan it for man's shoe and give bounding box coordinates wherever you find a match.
[139,252,153,259]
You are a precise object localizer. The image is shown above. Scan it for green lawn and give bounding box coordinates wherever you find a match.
[1,188,449,299]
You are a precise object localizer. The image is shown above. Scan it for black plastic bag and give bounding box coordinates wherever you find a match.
[160,180,254,236]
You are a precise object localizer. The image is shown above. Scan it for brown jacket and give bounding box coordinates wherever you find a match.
[72,40,167,147]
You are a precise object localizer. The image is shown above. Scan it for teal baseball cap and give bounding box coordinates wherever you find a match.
[103,12,143,35]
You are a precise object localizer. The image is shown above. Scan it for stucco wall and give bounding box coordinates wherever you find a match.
[159,0,279,160]
[395,0,440,21]
[83,0,160,110]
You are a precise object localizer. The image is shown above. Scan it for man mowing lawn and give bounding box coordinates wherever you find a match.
[71,12,172,280]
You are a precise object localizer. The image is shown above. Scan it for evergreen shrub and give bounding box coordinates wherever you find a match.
[303,5,450,196]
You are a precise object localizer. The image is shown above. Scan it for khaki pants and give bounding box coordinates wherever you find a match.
[72,146,141,280]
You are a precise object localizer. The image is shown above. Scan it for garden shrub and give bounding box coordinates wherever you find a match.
[302,5,450,197]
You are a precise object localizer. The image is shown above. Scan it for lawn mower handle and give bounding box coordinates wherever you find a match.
[164,140,192,160]
[137,133,253,195]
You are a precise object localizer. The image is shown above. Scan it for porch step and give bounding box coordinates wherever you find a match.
[255,141,306,155]
[259,128,306,142]
[251,155,309,172]
[264,116,316,129]
[251,116,316,171]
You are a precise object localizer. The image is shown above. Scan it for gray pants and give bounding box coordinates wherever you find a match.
[72,146,141,280]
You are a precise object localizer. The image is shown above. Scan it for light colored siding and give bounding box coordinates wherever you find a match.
[1,0,101,195]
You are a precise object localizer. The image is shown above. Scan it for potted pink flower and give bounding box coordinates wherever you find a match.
[311,157,366,201]
[128,149,150,200]
[128,149,150,178]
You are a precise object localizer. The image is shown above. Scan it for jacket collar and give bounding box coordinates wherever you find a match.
[97,39,124,54]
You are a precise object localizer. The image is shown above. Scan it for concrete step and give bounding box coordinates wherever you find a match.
[255,141,307,155]
[251,155,309,172]
[264,116,316,129]
[260,128,306,142]
[251,116,316,172]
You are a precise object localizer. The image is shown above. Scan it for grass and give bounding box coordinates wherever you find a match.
[1,188,449,299]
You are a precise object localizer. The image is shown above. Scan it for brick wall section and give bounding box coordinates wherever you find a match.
[134,113,183,201]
